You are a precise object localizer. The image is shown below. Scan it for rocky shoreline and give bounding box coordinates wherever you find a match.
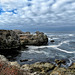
[0,55,75,75]
[0,29,75,75]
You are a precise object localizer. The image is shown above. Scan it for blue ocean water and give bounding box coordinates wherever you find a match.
[8,32,75,66]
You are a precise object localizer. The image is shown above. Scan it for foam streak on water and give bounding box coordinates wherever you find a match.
[26,40,75,54]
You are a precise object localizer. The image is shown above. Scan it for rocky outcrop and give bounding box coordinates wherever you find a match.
[20,31,48,46]
[21,62,55,75]
[0,55,75,75]
[0,30,48,50]
[0,30,21,50]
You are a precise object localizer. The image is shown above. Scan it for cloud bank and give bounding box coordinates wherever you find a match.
[0,0,75,29]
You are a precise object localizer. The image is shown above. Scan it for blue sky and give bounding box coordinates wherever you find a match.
[0,0,75,31]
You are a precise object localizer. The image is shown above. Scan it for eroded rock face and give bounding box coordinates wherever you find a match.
[20,31,48,46]
[0,30,21,50]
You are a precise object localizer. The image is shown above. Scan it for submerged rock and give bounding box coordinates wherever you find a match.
[50,40,55,43]
[0,30,21,50]
[20,59,33,62]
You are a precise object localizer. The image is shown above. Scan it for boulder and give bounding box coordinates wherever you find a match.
[0,30,21,50]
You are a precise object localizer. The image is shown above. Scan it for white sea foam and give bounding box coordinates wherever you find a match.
[53,38,59,40]
[48,38,51,40]
[26,40,74,54]
[27,45,58,50]
[69,34,74,36]
[57,40,69,47]
[22,49,49,57]
[67,59,73,66]
[48,38,59,41]
[54,47,75,54]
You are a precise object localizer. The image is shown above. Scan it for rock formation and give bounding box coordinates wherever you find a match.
[20,31,48,46]
[0,30,48,49]
[0,30,21,50]
[0,55,75,75]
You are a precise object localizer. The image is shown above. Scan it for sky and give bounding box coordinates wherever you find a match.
[0,0,75,32]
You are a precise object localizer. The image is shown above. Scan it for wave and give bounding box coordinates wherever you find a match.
[54,47,75,54]
[22,49,49,57]
[48,37,59,40]
[26,40,75,54]
[27,40,69,49]
[57,40,69,47]
[27,45,57,50]
[67,59,73,66]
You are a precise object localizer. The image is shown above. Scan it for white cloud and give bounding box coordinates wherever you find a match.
[0,0,75,29]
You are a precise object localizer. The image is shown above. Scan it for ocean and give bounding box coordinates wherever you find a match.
[7,31,75,67]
